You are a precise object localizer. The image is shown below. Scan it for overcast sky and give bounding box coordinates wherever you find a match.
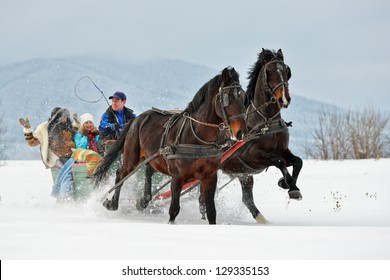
[1,0,389,111]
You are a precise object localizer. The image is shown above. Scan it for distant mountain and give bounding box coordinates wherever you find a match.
[0,57,335,160]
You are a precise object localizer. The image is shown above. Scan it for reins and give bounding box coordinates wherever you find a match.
[104,150,161,195]
[245,96,277,118]
[184,113,226,129]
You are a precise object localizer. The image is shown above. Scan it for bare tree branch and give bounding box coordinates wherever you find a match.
[307,106,390,159]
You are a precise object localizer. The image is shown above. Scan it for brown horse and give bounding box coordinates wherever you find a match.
[219,48,303,223]
[93,67,247,224]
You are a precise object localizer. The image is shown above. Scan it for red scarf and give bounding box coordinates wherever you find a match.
[87,133,98,153]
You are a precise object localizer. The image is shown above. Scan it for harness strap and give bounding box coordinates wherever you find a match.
[189,119,217,146]
[106,151,161,195]
[248,118,289,138]
[160,114,179,149]
[162,144,223,160]
[236,155,260,174]
[174,117,187,146]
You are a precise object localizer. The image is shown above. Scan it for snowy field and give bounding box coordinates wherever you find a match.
[0,159,389,261]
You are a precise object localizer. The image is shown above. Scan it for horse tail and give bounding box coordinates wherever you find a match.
[92,119,133,184]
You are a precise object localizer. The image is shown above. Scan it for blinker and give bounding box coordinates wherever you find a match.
[222,93,230,107]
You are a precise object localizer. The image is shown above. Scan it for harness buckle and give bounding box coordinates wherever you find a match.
[160,146,174,156]
[218,123,228,130]
[261,125,269,134]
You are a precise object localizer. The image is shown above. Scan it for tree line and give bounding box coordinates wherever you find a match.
[1,100,388,161]
[0,98,4,161]
[306,106,390,159]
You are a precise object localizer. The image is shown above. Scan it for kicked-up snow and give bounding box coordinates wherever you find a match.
[0,159,389,260]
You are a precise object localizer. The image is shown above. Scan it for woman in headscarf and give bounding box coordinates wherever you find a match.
[19,107,77,201]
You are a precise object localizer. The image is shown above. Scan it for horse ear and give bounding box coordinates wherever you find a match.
[222,67,230,81]
[287,65,292,80]
[277,49,284,58]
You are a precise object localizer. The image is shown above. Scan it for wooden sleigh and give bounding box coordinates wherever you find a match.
[50,162,94,201]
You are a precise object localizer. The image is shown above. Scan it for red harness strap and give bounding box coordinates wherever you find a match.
[220,140,246,163]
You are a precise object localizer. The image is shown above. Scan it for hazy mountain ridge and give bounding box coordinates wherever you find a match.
[0,57,332,160]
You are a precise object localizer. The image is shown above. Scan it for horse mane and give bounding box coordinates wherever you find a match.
[185,67,239,115]
[246,49,284,103]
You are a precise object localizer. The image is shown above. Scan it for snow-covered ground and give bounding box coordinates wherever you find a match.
[0,159,389,260]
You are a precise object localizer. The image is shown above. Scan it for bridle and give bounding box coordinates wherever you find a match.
[262,59,289,100]
[216,82,246,129]
[248,58,290,117]
[185,81,246,146]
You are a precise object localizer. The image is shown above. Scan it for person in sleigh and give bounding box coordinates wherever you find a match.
[73,113,102,177]
[19,107,77,201]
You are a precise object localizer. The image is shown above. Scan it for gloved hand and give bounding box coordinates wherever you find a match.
[83,129,100,136]
[91,129,100,136]
[19,118,31,129]
[73,113,80,128]
[19,117,33,134]
[110,123,120,132]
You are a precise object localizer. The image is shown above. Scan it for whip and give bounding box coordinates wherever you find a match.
[74,76,110,107]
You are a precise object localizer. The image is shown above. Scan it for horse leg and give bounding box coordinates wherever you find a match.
[198,184,206,220]
[238,175,268,224]
[278,150,303,190]
[136,163,155,211]
[103,168,124,211]
[103,148,141,210]
[271,156,302,200]
[168,177,182,224]
[200,175,218,225]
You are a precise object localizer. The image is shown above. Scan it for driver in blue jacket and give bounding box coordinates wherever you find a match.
[97,91,136,154]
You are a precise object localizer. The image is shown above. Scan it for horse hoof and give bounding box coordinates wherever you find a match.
[135,199,148,211]
[255,213,269,224]
[288,190,302,201]
[278,178,289,189]
[103,199,118,211]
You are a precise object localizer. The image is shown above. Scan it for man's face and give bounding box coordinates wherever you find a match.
[111,98,126,112]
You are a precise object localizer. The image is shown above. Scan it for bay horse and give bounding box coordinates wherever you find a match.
[93,67,247,224]
[219,48,303,223]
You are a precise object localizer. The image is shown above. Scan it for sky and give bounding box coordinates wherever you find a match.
[1,0,389,111]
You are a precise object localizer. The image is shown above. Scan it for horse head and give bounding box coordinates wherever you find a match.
[263,49,291,109]
[215,67,247,140]
[248,48,292,111]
